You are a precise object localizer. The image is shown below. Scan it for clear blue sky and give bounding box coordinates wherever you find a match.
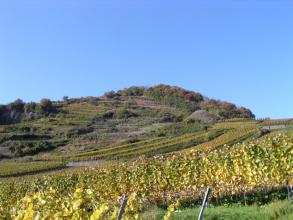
[1,0,292,118]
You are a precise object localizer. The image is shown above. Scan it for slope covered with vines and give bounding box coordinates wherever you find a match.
[0,133,292,219]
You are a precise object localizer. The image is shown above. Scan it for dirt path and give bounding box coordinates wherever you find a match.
[261,125,286,131]
[66,160,106,167]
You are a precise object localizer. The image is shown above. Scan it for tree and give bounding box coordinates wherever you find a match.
[145,84,204,112]
[9,99,25,112]
[113,107,136,119]
[24,102,37,113]
[63,96,69,102]
[117,86,146,97]
[104,91,116,98]
[238,107,255,119]
[37,98,54,116]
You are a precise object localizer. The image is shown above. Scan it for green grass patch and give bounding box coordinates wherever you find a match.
[143,199,293,220]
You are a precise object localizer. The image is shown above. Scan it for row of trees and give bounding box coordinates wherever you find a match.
[200,99,255,119]
[104,85,204,113]
[104,85,203,102]
[104,86,146,98]
[0,98,56,124]
[24,98,55,115]
[103,84,255,119]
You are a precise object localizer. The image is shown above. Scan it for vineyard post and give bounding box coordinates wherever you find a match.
[117,194,129,220]
[216,195,219,206]
[243,191,247,206]
[163,191,169,207]
[241,185,247,206]
[197,187,211,220]
[286,181,293,200]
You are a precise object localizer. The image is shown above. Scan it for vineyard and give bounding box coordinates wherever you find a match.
[183,128,258,152]
[0,161,65,178]
[38,123,260,162]
[212,120,258,129]
[46,129,224,161]
[0,132,292,219]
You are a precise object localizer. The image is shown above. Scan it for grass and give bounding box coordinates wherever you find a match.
[143,199,293,220]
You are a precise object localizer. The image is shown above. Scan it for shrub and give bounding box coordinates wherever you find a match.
[10,141,53,156]
[24,102,37,113]
[104,91,117,98]
[159,111,184,123]
[113,107,136,119]
[117,86,146,97]
[36,99,54,116]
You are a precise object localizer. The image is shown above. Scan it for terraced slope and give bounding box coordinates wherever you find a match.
[38,121,261,162]
[45,129,224,161]
[0,98,180,158]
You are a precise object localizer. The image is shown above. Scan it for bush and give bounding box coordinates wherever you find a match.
[10,141,53,156]
[104,91,117,98]
[36,99,54,116]
[24,102,37,113]
[113,107,136,119]
[159,111,184,123]
[184,118,198,124]
[117,86,146,97]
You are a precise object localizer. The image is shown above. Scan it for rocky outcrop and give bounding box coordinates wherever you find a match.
[188,110,218,124]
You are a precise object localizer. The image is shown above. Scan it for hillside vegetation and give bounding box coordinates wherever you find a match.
[0,84,254,158]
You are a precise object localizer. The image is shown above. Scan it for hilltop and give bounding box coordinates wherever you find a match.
[0,84,254,159]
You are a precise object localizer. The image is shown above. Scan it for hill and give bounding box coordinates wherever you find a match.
[0,85,292,219]
[0,84,255,158]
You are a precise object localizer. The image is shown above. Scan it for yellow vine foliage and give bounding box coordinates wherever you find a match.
[0,133,292,219]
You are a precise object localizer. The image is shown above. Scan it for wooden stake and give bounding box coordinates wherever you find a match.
[117,194,129,220]
[197,187,211,220]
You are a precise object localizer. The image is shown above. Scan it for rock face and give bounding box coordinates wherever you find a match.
[0,110,22,124]
[188,110,218,124]
[0,146,12,158]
